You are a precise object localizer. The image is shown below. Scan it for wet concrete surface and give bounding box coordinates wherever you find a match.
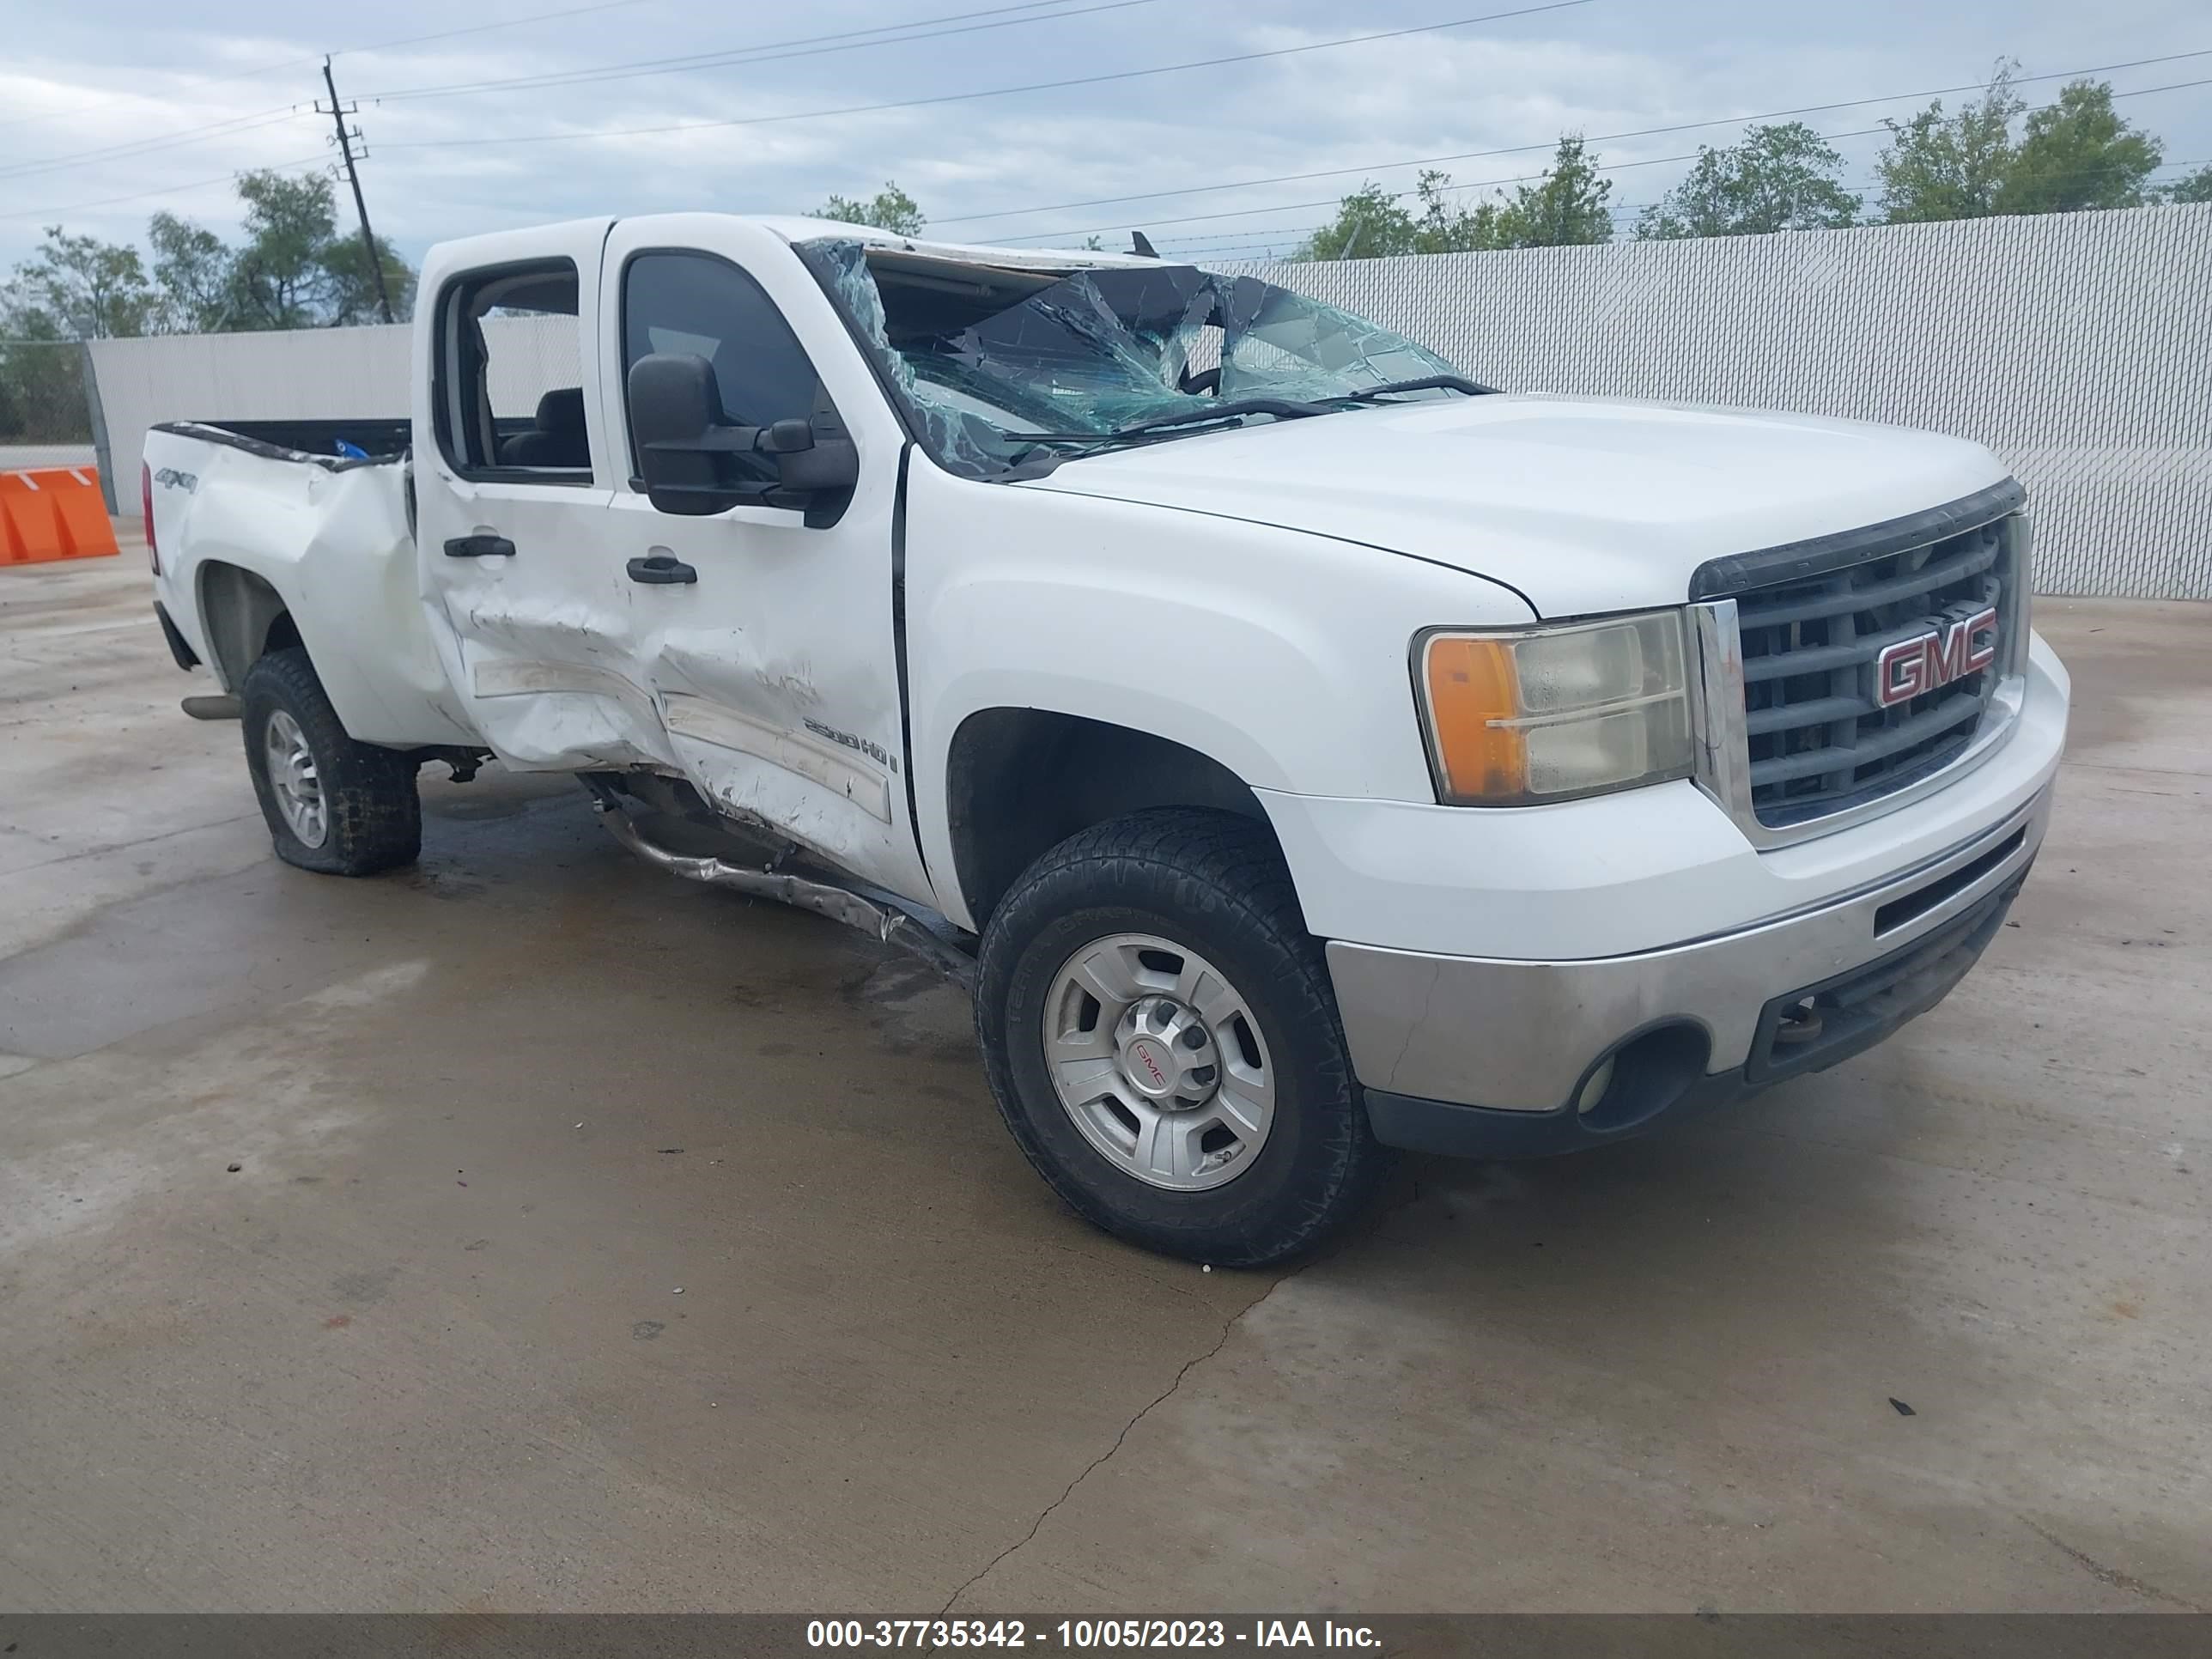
[1,553,2207,1613]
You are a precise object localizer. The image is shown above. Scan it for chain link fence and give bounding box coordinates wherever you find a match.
[0,339,98,470]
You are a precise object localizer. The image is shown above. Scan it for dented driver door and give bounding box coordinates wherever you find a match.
[592,216,928,901]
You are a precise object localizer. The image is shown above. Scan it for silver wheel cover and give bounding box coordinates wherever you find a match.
[1041,932,1277,1192]
[264,708,329,848]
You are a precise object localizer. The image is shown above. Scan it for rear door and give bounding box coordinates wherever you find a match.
[593,216,927,898]
[415,220,675,772]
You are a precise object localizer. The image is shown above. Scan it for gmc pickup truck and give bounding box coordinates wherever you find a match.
[143,215,2069,1265]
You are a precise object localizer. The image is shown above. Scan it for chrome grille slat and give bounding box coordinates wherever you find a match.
[1731,517,2015,827]
[1747,695,1986,786]
[1741,639,1876,681]
[1746,693,1869,736]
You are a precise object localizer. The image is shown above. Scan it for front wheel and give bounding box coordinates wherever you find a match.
[976,810,1387,1267]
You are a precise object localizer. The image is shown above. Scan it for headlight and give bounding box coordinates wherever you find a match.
[1415,611,1693,805]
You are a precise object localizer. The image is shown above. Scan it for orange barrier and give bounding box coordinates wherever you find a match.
[1,466,120,567]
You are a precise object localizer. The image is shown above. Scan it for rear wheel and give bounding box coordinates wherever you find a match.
[977,810,1386,1267]
[240,647,421,876]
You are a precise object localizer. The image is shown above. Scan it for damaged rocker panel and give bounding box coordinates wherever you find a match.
[589,791,975,990]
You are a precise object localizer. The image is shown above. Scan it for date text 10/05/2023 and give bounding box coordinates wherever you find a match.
[806,1620,1382,1649]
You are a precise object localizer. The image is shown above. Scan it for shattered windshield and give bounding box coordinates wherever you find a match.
[798,239,1477,477]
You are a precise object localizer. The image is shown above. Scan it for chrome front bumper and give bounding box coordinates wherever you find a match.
[1327,785,2050,1155]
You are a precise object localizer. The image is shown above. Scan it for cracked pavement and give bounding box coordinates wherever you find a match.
[2,549,2208,1612]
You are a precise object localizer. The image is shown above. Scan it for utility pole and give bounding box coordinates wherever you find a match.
[318,57,395,325]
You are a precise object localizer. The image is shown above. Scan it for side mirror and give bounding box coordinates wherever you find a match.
[629,353,741,517]
[628,354,858,523]
[761,418,860,499]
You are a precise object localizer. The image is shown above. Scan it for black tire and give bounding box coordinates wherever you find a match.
[240,646,421,876]
[976,809,1387,1267]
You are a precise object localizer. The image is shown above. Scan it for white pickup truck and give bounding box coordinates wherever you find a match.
[143,215,2069,1265]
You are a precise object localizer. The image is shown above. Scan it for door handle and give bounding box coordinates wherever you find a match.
[627,554,698,586]
[444,533,516,558]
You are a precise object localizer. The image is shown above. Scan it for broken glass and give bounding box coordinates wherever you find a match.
[799,239,1473,477]
[797,238,1003,478]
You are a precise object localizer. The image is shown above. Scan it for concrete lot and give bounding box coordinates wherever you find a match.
[1,541,2206,1614]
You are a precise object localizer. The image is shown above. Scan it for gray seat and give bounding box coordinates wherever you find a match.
[501,388,588,468]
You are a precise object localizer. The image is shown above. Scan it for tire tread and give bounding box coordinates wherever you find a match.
[976,808,1385,1267]
[241,647,421,877]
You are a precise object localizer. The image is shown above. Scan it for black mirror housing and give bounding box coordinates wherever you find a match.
[774,436,860,497]
[627,352,858,524]
[629,353,743,516]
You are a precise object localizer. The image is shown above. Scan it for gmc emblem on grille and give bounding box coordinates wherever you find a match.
[1874,605,2000,707]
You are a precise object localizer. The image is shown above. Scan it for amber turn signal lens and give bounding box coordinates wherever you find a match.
[1422,635,1525,800]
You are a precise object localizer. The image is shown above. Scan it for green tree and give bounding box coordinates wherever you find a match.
[2166,163,2212,204]
[1297,137,1613,260]
[147,211,234,332]
[1488,136,1615,246]
[1878,64,2168,222]
[1,176,415,343]
[222,171,341,328]
[1,228,156,442]
[319,225,418,326]
[1297,179,1425,259]
[158,171,415,330]
[1996,80,2164,214]
[0,226,156,340]
[1876,61,2025,222]
[1638,123,1860,239]
[0,340,88,441]
[815,181,925,235]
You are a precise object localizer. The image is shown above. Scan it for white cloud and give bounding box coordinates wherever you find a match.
[3,0,2207,271]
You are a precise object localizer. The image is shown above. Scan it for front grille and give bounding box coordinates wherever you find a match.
[1735,517,2014,826]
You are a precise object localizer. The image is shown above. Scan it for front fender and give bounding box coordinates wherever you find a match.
[903,464,1534,924]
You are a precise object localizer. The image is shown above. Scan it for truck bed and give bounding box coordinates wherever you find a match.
[178,417,414,463]
[143,422,479,750]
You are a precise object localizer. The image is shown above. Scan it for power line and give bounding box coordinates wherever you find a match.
[0,0,1166,182]
[0,108,313,184]
[358,0,1170,104]
[990,69,2212,242]
[0,0,659,137]
[938,46,2212,233]
[378,1,1593,151]
[331,0,660,63]
[0,155,331,222]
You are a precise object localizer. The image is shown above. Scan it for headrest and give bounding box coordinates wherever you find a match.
[535,387,586,433]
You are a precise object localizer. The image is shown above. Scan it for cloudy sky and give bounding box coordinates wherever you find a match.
[3,0,2208,276]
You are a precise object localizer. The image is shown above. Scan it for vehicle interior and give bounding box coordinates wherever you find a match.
[438,262,592,478]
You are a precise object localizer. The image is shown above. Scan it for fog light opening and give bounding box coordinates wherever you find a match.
[1574,1023,1711,1134]
[1575,1055,1616,1115]
[1774,998,1824,1046]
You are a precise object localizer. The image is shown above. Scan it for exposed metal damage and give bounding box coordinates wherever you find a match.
[586,783,976,991]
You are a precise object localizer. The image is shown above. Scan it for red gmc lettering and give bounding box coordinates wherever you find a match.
[1875,605,1999,708]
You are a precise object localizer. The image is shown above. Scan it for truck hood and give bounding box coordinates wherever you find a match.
[1018,394,2014,617]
